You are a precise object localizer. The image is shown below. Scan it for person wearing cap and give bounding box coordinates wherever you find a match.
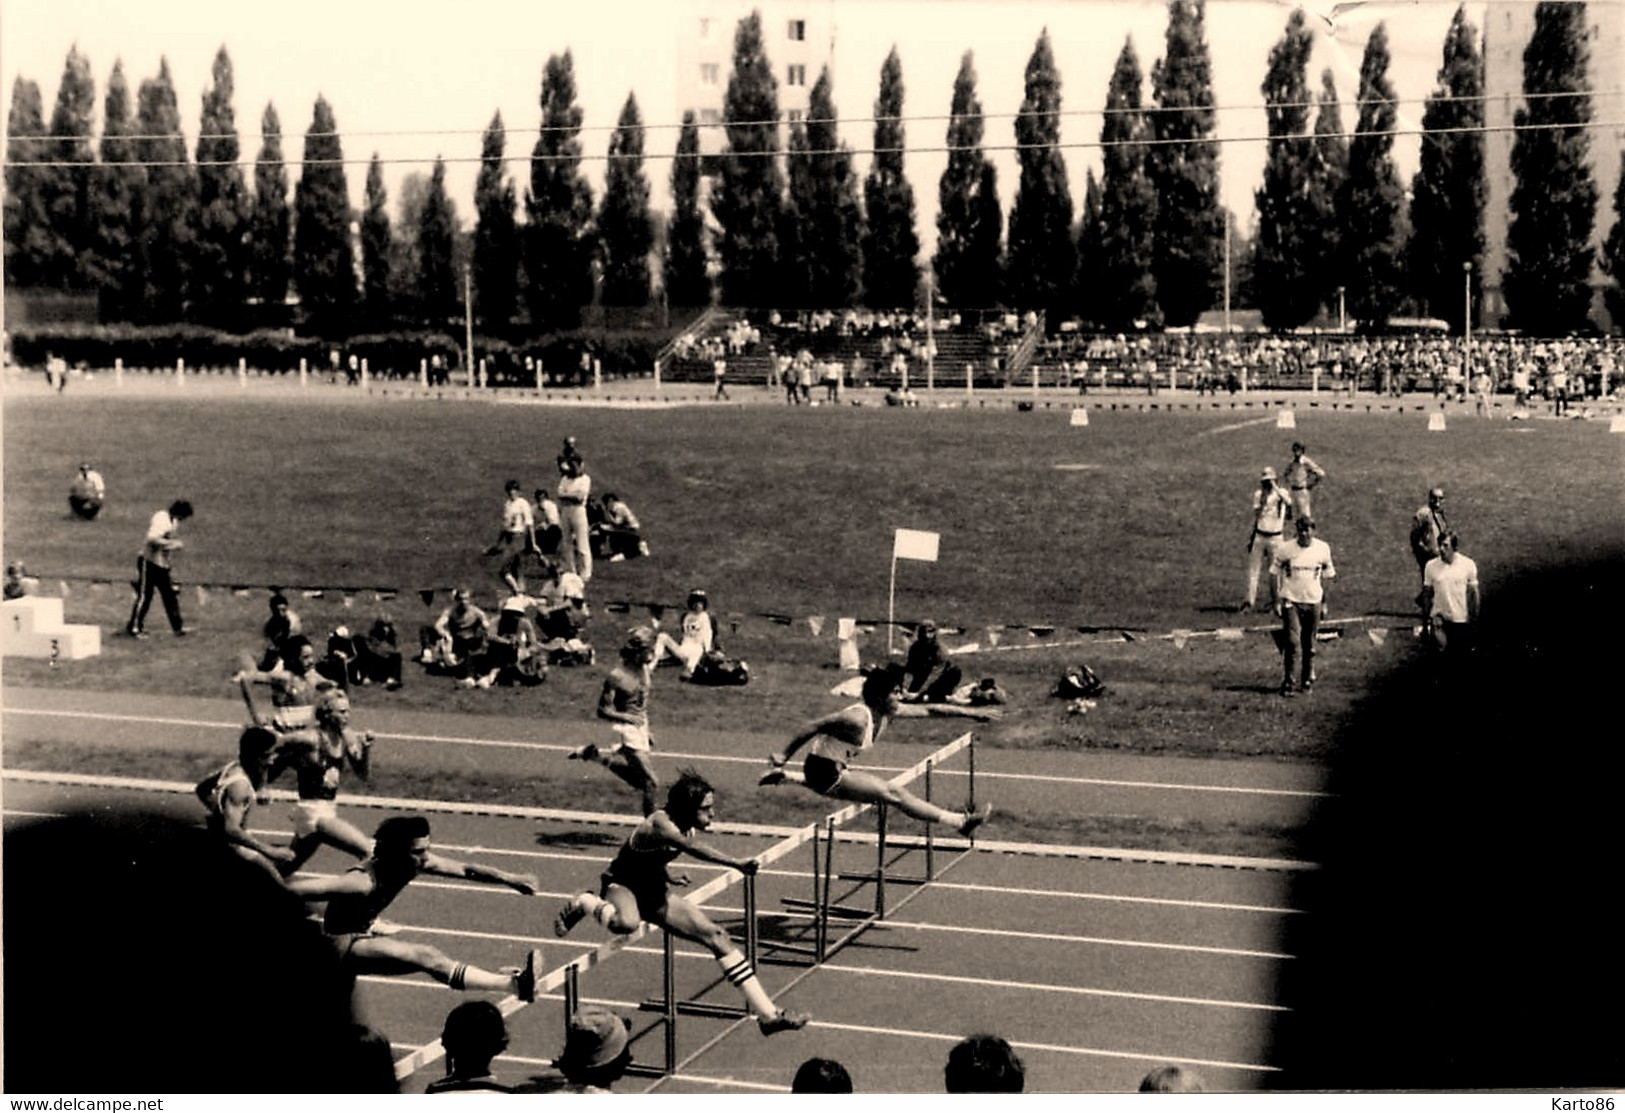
[483,479,537,595]
[567,626,661,815]
[1271,515,1336,698]
[554,770,810,1038]
[1409,486,1451,597]
[557,447,593,582]
[68,461,105,519]
[426,1001,513,1093]
[1281,441,1325,520]
[900,619,963,704]
[288,815,542,1003]
[759,663,996,838]
[653,589,717,679]
[1243,467,1293,613]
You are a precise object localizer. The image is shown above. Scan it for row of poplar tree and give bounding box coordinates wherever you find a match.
[6,3,1624,338]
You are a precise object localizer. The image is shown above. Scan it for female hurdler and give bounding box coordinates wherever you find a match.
[758,664,995,838]
[552,770,810,1036]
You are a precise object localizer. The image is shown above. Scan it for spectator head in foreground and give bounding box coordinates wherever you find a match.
[792,1057,854,1093]
[554,1005,634,1091]
[1139,1064,1207,1092]
[944,1034,1026,1093]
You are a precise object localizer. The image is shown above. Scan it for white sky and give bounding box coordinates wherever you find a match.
[2,0,1471,256]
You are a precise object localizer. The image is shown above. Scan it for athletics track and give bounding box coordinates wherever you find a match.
[1,689,1320,1093]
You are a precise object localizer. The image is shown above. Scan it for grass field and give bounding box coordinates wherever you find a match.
[4,386,1623,853]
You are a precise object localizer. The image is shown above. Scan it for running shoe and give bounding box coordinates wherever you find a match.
[553,898,586,938]
[567,743,599,762]
[757,768,786,788]
[957,803,994,839]
[757,1009,810,1036]
[1280,682,1296,699]
[517,948,542,1002]
[369,918,405,937]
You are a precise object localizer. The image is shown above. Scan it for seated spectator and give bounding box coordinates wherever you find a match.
[791,1057,853,1093]
[594,492,648,561]
[532,562,593,666]
[427,1001,512,1094]
[4,561,39,600]
[546,1006,634,1093]
[418,588,490,680]
[533,488,563,558]
[654,589,717,678]
[901,620,963,704]
[944,1034,1025,1093]
[68,461,106,520]
[468,593,546,689]
[257,593,305,672]
[353,615,403,690]
[1138,1064,1206,1092]
[884,385,919,407]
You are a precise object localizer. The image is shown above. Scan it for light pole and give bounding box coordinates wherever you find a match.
[1462,261,1473,380]
[1337,286,1346,334]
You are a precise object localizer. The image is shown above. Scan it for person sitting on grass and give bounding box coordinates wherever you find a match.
[653,589,717,679]
[899,619,963,704]
[418,588,490,681]
[593,492,649,562]
[758,663,996,838]
[288,815,542,1001]
[552,770,810,1037]
[466,591,547,688]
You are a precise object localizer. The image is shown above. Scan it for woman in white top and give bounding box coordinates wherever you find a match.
[758,664,995,838]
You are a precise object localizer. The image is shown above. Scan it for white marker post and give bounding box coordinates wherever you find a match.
[176,357,185,387]
[114,357,123,387]
[237,357,247,388]
[299,357,308,389]
[361,357,369,391]
[888,528,940,657]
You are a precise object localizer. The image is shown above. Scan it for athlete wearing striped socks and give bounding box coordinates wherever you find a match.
[554,771,809,1036]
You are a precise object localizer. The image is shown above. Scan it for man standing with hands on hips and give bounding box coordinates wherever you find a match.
[557,438,593,582]
[1243,467,1292,614]
[1272,515,1335,698]
[127,498,193,638]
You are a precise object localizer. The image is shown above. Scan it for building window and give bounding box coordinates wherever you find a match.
[701,63,720,86]
[788,19,806,41]
[787,63,806,86]
[788,109,804,124]
[699,17,711,38]
[699,108,722,126]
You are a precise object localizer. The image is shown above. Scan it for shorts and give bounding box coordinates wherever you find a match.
[610,722,652,754]
[292,799,338,840]
[273,705,315,732]
[601,870,667,922]
[803,754,846,795]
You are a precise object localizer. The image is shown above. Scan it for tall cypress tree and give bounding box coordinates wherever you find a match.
[713,11,784,307]
[935,51,1001,307]
[1253,10,1319,329]
[970,161,1005,308]
[1006,29,1075,316]
[1149,0,1223,327]
[193,46,250,326]
[1602,150,1625,328]
[361,154,392,327]
[386,172,429,312]
[418,157,458,327]
[133,59,196,323]
[472,112,517,331]
[4,77,51,288]
[293,95,354,334]
[89,61,143,319]
[803,69,864,307]
[1505,0,1598,333]
[249,103,292,309]
[39,47,97,291]
[1409,5,1485,327]
[1338,23,1406,326]
[664,111,711,308]
[1306,70,1348,317]
[1097,37,1159,329]
[781,120,816,308]
[524,51,596,331]
[1075,169,1105,324]
[863,46,919,307]
[599,93,653,308]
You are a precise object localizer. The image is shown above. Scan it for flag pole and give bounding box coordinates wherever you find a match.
[887,554,898,657]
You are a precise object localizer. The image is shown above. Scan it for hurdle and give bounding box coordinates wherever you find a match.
[776,730,978,965]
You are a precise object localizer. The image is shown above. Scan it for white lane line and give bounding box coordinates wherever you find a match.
[1195,415,1278,437]
[362,978,1281,1068]
[815,963,1286,1012]
[3,705,1330,799]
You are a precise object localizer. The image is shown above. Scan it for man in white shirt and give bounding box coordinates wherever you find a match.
[1244,467,1292,613]
[1421,531,1479,654]
[484,480,537,594]
[126,499,193,638]
[557,453,593,582]
[1272,516,1336,697]
[69,461,106,520]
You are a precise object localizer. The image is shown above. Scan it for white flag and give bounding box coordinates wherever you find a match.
[893,528,940,562]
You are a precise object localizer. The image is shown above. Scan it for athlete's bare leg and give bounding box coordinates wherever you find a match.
[347,937,540,1000]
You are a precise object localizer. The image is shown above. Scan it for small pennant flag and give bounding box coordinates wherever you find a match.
[648,603,667,623]
[59,581,71,596]
[341,594,355,609]
[301,589,324,599]
[233,588,252,598]
[420,590,435,606]
[837,617,857,640]
[1030,625,1055,638]
[807,615,825,637]
[1172,628,1191,650]
[196,585,210,607]
[893,528,940,562]
[1368,628,1388,646]
[986,627,1002,647]
[767,614,793,626]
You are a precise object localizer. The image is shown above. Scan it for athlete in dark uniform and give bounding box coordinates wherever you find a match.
[553,771,809,1036]
[289,815,542,999]
[195,726,295,878]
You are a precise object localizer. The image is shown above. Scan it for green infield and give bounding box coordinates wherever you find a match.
[4,388,1622,855]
